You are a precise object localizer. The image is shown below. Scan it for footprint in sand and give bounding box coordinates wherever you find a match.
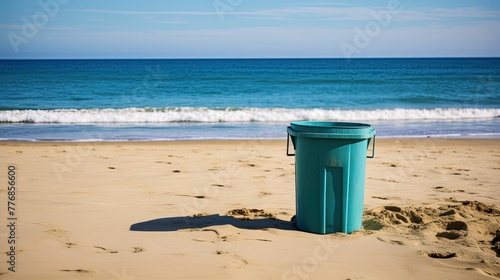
[253,239,272,242]
[193,239,216,243]
[220,234,240,242]
[42,226,78,249]
[371,196,400,200]
[439,209,456,216]
[376,237,405,245]
[427,252,457,259]
[216,251,249,268]
[167,193,206,199]
[436,230,467,240]
[364,205,424,226]
[492,230,500,256]
[258,191,272,197]
[132,247,144,253]
[380,178,399,183]
[434,186,467,194]
[212,184,231,188]
[434,186,452,193]
[446,221,468,231]
[450,172,465,176]
[94,246,118,254]
[384,206,402,212]
[438,167,471,176]
[61,269,92,273]
[366,200,499,269]
[155,161,172,164]
[436,221,469,240]
[226,208,277,220]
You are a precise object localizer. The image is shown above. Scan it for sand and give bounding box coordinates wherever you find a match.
[0,138,499,279]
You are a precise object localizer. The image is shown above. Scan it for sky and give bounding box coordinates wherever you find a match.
[0,0,499,59]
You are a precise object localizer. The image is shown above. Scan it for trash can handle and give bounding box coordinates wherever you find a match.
[287,132,295,156]
[367,135,375,159]
[288,127,375,158]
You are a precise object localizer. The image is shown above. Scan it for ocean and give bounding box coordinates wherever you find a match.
[0,58,499,141]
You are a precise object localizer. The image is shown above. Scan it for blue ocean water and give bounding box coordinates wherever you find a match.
[0,58,499,141]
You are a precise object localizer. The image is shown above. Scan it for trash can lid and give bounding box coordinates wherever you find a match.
[288,121,375,139]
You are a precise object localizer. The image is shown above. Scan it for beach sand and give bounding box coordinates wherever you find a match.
[0,139,499,279]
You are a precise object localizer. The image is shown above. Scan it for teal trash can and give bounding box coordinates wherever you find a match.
[287,121,375,234]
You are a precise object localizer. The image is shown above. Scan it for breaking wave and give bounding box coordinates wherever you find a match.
[1,107,499,123]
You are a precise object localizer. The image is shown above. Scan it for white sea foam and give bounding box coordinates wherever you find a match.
[0,107,499,123]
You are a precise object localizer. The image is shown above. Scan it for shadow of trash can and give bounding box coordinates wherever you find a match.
[287,121,376,234]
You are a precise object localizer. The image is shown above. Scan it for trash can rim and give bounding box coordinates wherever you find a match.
[290,121,372,129]
[288,121,376,139]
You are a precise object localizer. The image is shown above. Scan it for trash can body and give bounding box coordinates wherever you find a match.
[287,122,375,234]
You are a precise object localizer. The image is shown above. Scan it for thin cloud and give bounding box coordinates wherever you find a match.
[152,20,187,25]
[65,9,217,16]
[398,7,500,21]
[66,5,500,22]
[66,6,370,20]
[0,23,71,31]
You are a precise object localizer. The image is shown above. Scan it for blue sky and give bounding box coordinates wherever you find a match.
[0,0,499,59]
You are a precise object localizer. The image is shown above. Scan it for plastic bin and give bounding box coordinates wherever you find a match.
[287,121,375,234]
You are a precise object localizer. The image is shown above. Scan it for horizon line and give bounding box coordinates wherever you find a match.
[1,56,499,61]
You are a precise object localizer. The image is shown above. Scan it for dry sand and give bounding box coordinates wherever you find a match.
[0,138,499,279]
